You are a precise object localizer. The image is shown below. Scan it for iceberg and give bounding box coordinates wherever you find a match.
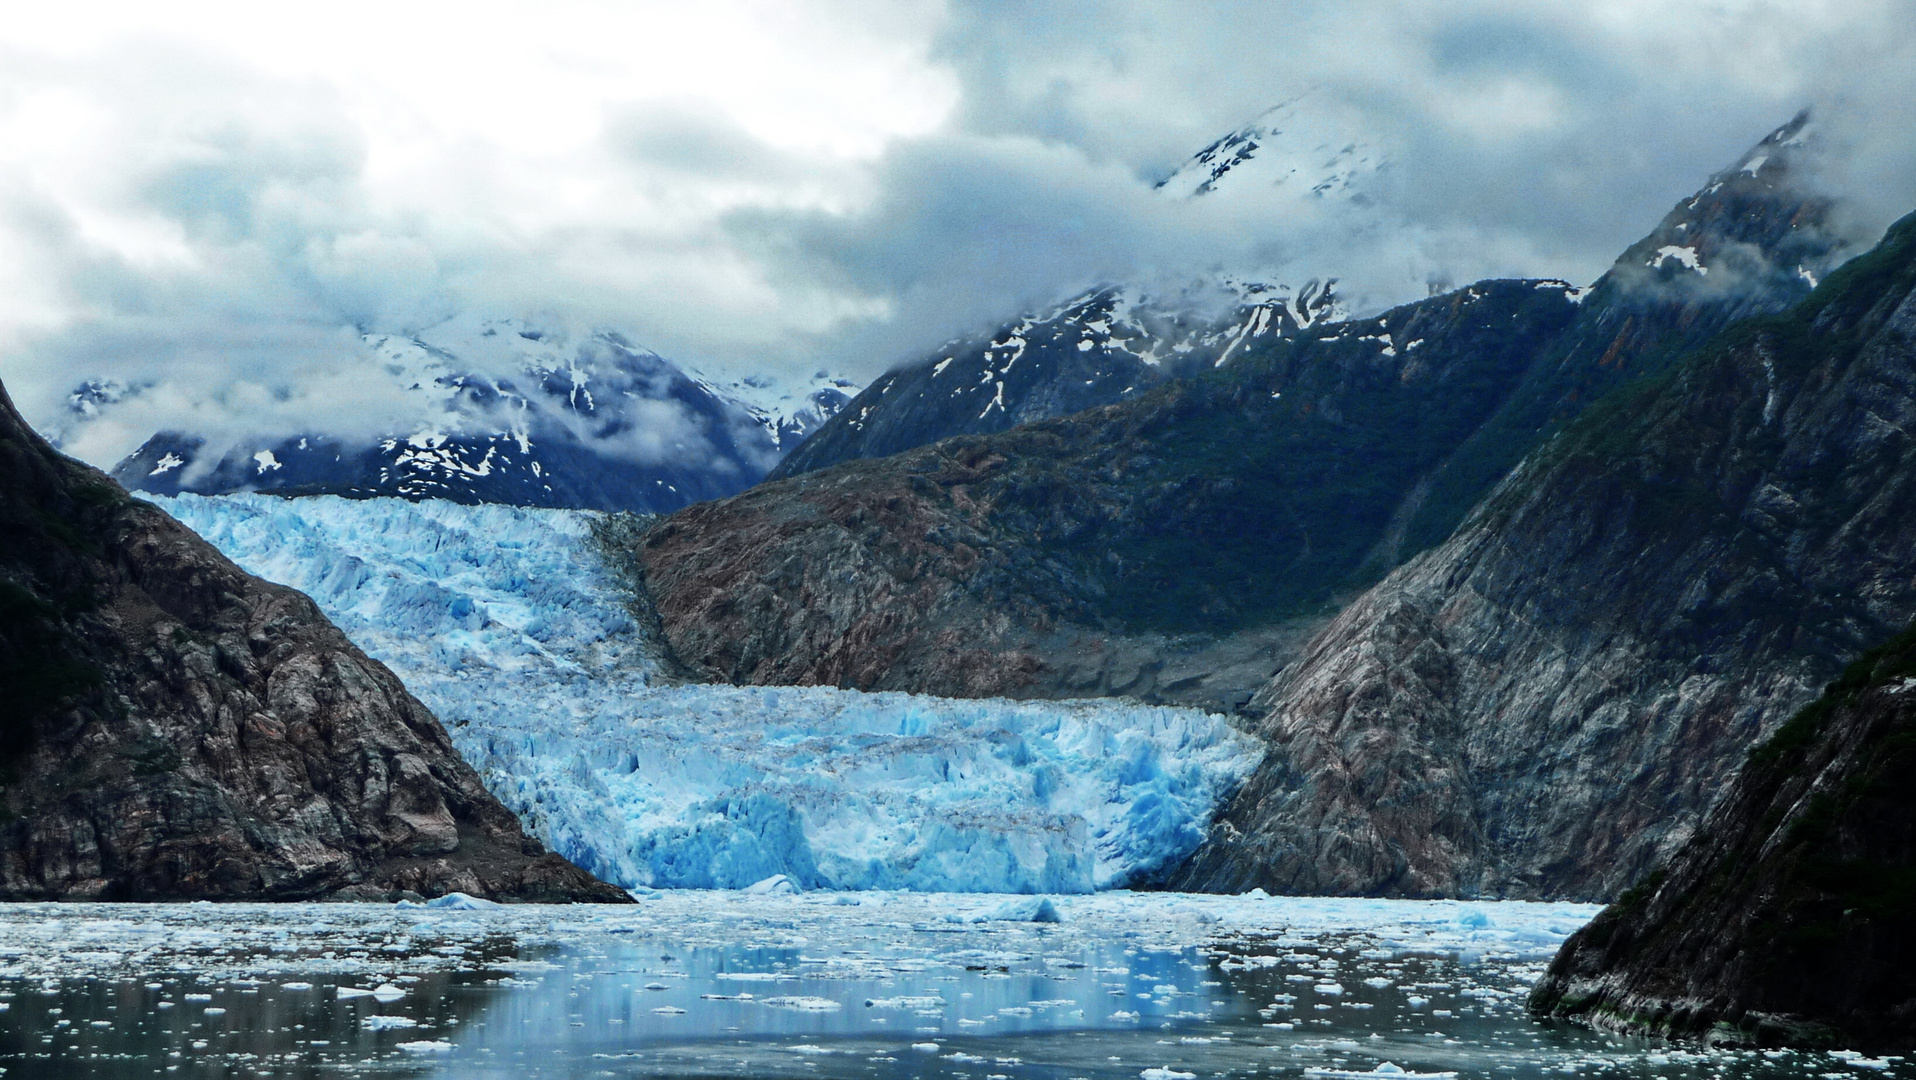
[156,493,1262,894]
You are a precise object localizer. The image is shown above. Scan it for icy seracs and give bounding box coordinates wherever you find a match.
[156,493,1262,894]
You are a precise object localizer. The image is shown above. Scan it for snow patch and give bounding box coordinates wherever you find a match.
[1649,245,1707,275]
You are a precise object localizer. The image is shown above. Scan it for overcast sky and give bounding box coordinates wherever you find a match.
[3,0,1914,465]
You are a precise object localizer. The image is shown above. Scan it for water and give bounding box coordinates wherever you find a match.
[0,892,1900,1080]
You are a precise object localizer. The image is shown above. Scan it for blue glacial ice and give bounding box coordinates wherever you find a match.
[156,493,1263,894]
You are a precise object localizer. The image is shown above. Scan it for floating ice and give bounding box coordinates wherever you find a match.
[865,996,947,1010]
[965,897,1065,923]
[156,494,1262,895]
[1305,1064,1457,1079]
[362,1015,419,1030]
[396,1040,454,1052]
[1142,1068,1197,1079]
[760,996,844,1011]
[425,891,501,910]
[744,874,799,896]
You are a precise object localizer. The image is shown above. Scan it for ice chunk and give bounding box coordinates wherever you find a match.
[396,1040,454,1052]
[371,983,406,1002]
[1304,1065,1456,1079]
[743,874,799,896]
[1142,1069,1197,1080]
[362,1015,419,1030]
[759,996,843,1011]
[968,897,1064,923]
[425,892,500,910]
[865,996,947,1010]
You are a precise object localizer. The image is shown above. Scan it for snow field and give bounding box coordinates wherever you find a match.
[157,494,1263,894]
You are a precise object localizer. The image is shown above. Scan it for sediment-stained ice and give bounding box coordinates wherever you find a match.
[156,494,1262,893]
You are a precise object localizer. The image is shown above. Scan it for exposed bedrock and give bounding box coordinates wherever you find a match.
[1172,212,1916,900]
[1530,620,1916,1050]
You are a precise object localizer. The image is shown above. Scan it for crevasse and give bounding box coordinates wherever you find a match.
[157,493,1263,894]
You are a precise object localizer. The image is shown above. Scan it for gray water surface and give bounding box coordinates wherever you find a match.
[0,892,1896,1080]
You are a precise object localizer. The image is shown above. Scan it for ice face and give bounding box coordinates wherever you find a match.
[155,494,1263,894]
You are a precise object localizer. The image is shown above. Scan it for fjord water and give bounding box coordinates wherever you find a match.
[0,892,1901,1080]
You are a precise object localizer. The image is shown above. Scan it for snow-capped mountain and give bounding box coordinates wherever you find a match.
[772,98,1382,480]
[103,315,856,513]
[772,278,1341,479]
[1609,111,1835,308]
[1153,94,1387,200]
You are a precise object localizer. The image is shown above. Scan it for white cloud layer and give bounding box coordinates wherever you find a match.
[1,0,1913,465]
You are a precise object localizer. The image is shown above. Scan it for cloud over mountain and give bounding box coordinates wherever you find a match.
[1,0,1913,465]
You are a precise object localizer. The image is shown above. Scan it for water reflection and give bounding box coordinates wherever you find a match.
[0,895,1898,1080]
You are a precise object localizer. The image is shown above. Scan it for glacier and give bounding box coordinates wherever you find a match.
[155,493,1263,894]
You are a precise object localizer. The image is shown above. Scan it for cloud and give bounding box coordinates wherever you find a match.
[1,0,1913,466]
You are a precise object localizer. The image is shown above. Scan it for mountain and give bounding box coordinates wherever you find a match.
[614,113,1871,902]
[1530,618,1916,1050]
[102,315,854,513]
[769,97,1381,482]
[770,280,1342,482]
[1169,205,1916,901]
[779,114,1838,497]
[1151,94,1387,200]
[625,114,1841,700]
[0,376,627,901]
[631,277,1583,712]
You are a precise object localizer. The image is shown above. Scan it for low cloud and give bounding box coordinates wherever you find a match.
[1,1,1913,467]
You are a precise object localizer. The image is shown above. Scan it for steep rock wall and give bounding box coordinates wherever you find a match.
[1172,212,1916,901]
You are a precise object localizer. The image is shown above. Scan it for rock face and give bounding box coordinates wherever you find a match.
[0,379,628,902]
[634,279,1584,710]
[1169,209,1916,900]
[1530,620,1916,1050]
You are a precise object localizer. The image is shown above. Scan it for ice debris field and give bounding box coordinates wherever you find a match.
[158,494,1261,894]
[0,892,1904,1080]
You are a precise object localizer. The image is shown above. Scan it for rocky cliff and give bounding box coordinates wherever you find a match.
[1529,619,1916,1050]
[0,378,627,902]
[1169,209,1916,900]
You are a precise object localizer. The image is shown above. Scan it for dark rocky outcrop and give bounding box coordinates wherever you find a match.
[0,378,628,902]
[1529,620,1916,1050]
[1170,209,1916,900]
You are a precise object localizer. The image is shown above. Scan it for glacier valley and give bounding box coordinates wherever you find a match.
[154,494,1262,895]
